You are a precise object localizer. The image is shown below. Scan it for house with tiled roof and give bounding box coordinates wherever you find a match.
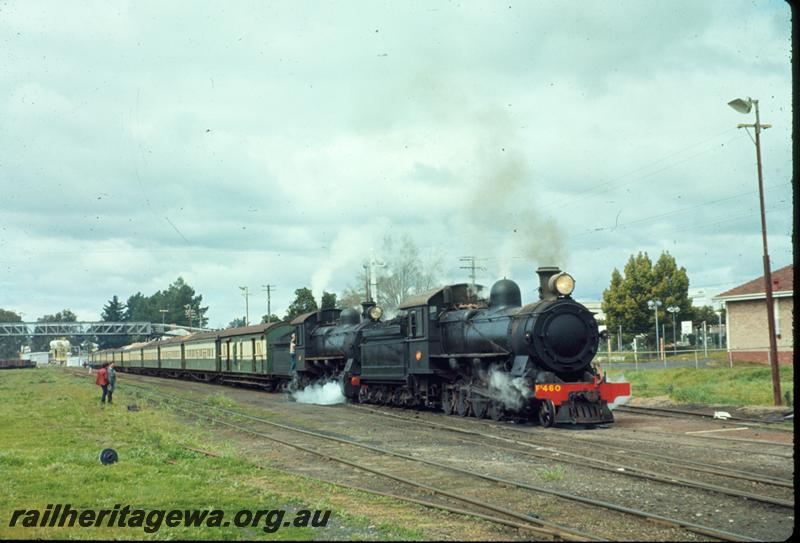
[713,265,794,364]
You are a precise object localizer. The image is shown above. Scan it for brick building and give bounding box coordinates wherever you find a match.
[714,265,794,364]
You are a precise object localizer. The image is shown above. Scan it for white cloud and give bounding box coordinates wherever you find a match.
[0,0,791,325]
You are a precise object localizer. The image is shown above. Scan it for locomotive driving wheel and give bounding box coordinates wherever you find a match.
[487,400,504,421]
[441,388,454,415]
[470,394,488,418]
[538,400,556,428]
[456,387,470,417]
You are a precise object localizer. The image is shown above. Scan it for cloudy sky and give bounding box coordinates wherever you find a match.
[0,0,792,327]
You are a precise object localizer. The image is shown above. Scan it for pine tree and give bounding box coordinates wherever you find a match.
[285,288,318,321]
[100,296,128,348]
[320,291,338,310]
[601,251,692,349]
[0,309,24,359]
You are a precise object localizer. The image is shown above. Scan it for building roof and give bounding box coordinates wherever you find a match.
[714,265,793,301]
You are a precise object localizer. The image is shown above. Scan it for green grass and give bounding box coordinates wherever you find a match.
[537,465,566,482]
[607,361,795,406]
[0,369,425,540]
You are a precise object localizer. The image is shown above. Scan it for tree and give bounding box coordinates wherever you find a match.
[651,252,692,317]
[320,291,338,310]
[153,277,209,327]
[124,292,153,322]
[376,234,441,311]
[284,288,318,321]
[98,296,128,349]
[692,305,725,325]
[260,314,282,324]
[0,309,24,359]
[339,234,442,313]
[228,317,247,328]
[601,251,692,349]
[121,277,209,327]
[31,309,78,352]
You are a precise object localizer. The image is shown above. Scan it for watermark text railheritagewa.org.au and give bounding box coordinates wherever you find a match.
[8,504,331,533]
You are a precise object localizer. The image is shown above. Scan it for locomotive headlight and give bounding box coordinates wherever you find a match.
[550,272,575,296]
[368,305,384,321]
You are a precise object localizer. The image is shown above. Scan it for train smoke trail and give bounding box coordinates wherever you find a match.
[291,380,346,405]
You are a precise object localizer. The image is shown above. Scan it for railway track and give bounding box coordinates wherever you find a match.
[106,374,764,542]
[614,405,793,430]
[350,404,795,503]
[122,382,599,541]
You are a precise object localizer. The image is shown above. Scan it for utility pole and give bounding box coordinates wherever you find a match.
[183,304,196,328]
[239,286,250,326]
[362,263,371,301]
[159,309,168,332]
[728,96,780,405]
[363,250,386,303]
[262,285,276,323]
[459,256,487,288]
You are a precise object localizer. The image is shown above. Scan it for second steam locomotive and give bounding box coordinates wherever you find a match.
[96,267,630,427]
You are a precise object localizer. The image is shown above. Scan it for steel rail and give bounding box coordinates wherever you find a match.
[124,386,598,541]
[617,426,794,451]
[615,405,793,430]
[124,381,759,543]
[352,405,795,492]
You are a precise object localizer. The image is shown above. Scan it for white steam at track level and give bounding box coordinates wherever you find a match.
[488,369,532,410]
[292,380,346,405]
[607,373,631,410]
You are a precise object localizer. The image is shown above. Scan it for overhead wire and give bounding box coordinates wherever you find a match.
[537,127,741,213]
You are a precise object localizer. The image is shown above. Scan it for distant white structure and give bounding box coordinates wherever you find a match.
[578,300,606,323]
[689,288,723,309]
[22,352,50,366]
[66,355,86,367]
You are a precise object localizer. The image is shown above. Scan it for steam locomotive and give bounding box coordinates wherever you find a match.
[98,267,629,426]
[293,266,629,425]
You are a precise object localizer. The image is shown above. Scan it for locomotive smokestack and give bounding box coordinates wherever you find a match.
[536,266,561,301]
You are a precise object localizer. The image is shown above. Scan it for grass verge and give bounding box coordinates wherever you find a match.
[607,361,794,406]
[0,368,427,540]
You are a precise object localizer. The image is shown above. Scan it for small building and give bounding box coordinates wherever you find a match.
[22,351,50,366]
[714,264,794,364]
[578,300,606,323]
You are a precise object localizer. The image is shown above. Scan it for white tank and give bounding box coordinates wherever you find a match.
[50,339,71,351]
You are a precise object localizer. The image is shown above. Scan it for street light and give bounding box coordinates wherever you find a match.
[159,309,168,331]
[728,96,781,406]
[666,306,679,355]
[647,300,662,364]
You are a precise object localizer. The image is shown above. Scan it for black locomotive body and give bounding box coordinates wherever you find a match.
[294,266,630,426]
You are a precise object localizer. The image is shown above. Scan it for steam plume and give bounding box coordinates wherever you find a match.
[292,380,346,405]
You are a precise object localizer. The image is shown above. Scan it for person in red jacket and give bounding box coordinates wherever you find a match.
[95,363,110,404]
